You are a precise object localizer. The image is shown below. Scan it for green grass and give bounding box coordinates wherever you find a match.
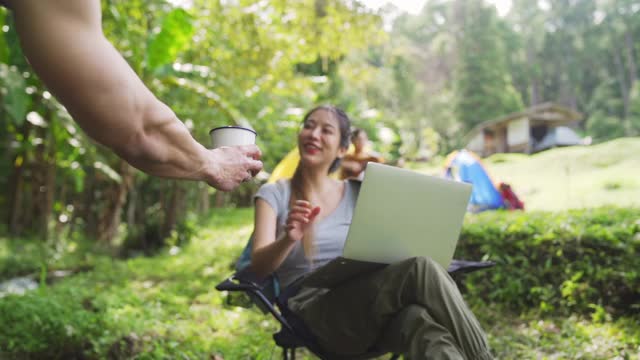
[3,138,639,358]
[1,209,279,359]
[412,137,640,211]
[479,308,640,359]
[2,208,639,359]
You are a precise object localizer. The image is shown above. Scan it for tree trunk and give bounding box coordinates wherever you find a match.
[7,156,25,235]
[41,138,56,240]
[613,47,630,120]
[558,36,577,110]
[7,123,32,235]
[40,117,57,240]
[162,181,186,238]
[97,160,133,242]
[127,181,137,229]
[55,183,67,235]
[198,183,209,214]
[214,190,227,208]
[526,46,540,106]
[162,181,179,239]
[79,170,98,238]
[625,30,637,87]
[32,128,49,240]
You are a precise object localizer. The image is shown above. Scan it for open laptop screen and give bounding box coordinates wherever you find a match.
[342,162,472,268]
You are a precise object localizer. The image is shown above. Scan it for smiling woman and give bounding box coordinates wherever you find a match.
[251,106,352,268]
[247,105,493,359]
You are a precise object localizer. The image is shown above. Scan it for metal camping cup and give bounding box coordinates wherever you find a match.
[209,126,257,148]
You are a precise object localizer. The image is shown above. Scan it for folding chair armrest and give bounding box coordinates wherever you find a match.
[216,273,296,334]
[215,275,261,292]
[447,259,496,275]
[215,275,276,315]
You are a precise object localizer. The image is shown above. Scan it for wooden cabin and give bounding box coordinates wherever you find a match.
[465,103,583,157]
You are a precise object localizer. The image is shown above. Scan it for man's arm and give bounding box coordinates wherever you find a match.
[10,0,262,190]
[341,155,365,173]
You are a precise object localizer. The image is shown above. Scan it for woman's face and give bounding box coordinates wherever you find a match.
[353,131,368,152]
[298,109,346,170]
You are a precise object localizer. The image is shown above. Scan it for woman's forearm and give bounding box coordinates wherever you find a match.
[251,233,298,278]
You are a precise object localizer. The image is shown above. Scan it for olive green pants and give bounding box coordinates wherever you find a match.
[287,257,493,360]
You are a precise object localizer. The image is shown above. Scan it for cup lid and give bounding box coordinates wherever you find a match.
[209,126,257,135]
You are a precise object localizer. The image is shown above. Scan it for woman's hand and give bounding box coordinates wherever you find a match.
[285,200,321,243]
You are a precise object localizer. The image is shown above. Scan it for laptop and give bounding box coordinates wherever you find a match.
[299,162,472,288]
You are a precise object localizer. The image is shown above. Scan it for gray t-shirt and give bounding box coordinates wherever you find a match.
[254,179,360,287]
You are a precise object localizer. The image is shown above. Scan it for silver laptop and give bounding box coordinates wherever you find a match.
[300,162,472,288]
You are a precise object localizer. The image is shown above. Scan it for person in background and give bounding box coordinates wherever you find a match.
[340,128,384,180]
[2,0,262,191]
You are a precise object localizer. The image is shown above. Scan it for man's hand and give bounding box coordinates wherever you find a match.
[206,145,263,191]
[341,158,365,173]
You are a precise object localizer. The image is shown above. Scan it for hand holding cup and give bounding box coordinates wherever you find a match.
[207,126,263,191]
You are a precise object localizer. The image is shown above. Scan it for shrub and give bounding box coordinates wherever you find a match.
[455,207,640,317]
[0,287,103,358]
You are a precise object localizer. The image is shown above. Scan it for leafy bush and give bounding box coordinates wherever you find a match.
[120,212,198,257]
[0,210,273,359]
[455,207,640,317]
[2,208,639,359]
[0,287,103,358]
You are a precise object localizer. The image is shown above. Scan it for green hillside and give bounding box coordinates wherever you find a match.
[484,137,640,211]
[413,137,640,211]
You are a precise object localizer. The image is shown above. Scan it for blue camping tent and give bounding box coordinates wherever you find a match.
[444,150,504,212]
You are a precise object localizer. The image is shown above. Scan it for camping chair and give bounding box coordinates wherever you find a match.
[216,258,495,360]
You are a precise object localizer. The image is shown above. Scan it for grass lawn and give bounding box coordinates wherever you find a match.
[409,137,640,212]
[2,208,638,359]
[2,140,639,358]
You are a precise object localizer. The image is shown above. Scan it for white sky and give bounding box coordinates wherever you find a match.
[361,0,513,17]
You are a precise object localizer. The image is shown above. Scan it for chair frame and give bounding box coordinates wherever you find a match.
[216,259,494,359]
[216,272,399,360]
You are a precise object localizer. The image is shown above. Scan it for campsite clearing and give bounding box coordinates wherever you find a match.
[412,137,640,211]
